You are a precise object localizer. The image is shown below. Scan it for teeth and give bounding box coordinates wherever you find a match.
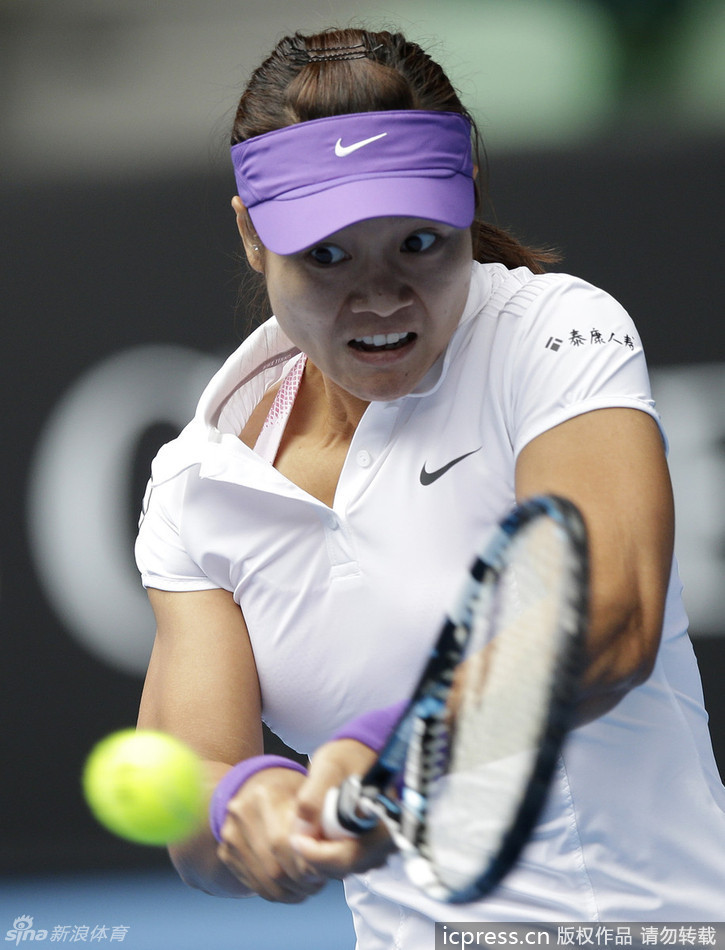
[355,332,409,346]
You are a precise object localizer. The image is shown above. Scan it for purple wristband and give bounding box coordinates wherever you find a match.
[330,700,408,753]
[209,755,308,843]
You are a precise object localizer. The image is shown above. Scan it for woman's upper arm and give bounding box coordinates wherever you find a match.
[138,587,264,765]
[515,407,674,720]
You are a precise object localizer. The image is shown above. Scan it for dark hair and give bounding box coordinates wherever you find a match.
[231,27,558,321]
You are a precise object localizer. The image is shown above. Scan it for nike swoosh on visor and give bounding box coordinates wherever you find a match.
[334,132,388,157]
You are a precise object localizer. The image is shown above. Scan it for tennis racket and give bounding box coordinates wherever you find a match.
[322,494,588,903]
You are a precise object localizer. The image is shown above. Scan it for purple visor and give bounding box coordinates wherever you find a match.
[231,110,475,255]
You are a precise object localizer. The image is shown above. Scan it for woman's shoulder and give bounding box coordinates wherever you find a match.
[471,263,634,341]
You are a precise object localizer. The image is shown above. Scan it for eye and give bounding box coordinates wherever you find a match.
[401,230,438,254]
[307,243,347,266]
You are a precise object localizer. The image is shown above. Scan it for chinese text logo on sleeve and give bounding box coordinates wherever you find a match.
[546,331,637,352]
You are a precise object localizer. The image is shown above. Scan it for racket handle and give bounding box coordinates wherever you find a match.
[322,776,378,839]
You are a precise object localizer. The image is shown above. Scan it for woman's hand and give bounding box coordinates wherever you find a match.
[291,739,396,878]
[216,765,326,903]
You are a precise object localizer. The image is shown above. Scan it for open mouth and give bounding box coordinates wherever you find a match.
[348,331,416,353]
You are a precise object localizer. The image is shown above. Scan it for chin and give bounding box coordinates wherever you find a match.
[353,378,421,403]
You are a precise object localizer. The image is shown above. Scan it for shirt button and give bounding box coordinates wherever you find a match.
[356,450,372,468]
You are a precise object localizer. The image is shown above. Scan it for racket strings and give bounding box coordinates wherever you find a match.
[453,521,571,767]
[411,516,582,898]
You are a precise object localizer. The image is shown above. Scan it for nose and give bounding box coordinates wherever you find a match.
[348,271,414,317]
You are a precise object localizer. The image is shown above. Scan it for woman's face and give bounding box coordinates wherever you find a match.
[246,214,473,403]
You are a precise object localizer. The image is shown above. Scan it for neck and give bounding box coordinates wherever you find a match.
[303,361,369,440]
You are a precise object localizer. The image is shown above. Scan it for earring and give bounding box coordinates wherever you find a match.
[252,244,260,252]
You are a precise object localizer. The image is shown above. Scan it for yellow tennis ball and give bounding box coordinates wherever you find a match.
[82,729,206,846]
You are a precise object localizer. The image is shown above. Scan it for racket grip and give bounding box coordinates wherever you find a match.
[322,776,378,839]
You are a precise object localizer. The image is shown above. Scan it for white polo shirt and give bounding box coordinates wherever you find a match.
[136,262,725,930]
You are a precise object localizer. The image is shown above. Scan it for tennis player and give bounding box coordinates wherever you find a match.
[135,27,725,942]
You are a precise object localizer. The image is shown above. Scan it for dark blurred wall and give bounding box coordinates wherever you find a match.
[2,131,724,874]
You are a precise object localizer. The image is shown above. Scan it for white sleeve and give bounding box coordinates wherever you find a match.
[501,275,662,459]
[134,447,220,592]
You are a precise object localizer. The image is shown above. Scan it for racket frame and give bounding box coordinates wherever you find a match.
[329,494,589,902]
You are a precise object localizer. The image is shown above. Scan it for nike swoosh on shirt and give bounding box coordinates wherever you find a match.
[334,132,388,157]
[419,447,482,486]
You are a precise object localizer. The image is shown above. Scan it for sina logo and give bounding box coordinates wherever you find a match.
[5,916,49,944]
